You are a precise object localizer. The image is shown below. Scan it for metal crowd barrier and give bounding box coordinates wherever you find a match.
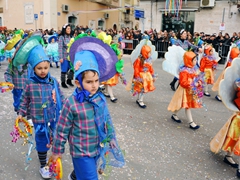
[216,44,230,64]
[122,39,170,57]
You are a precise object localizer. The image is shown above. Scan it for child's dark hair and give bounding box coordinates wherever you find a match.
[75,70,98,80]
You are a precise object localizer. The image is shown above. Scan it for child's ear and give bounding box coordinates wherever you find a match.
[75,80,80,88]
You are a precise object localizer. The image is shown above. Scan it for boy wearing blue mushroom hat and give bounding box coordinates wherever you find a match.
[17,44,64,179]
[51,37,125,180]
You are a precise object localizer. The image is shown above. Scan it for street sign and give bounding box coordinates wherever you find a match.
[57,12,61,16]
[134,9,144,18]
[34,14,38,20]
[40,11,43,15]
[219,23,225,31]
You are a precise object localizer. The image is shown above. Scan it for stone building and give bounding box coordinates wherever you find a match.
[135,0,240,34]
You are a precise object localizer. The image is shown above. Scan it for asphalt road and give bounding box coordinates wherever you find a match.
[0,55,238,180]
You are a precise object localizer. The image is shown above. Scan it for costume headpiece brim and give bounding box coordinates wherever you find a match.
[48,35,58,44]
[162,45,185,78]
[13,35,42,67]
[219,58,240,112]
[5,34,22,51]
[130,39,158,64]
[69,37,118,82]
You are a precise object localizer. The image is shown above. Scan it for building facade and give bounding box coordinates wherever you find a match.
[0,0,136,31]
[135,0,240,34]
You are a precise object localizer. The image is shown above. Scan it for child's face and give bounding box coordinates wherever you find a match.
[209,49,213,55]
[192,57,197,66]
[34,61,50,78]
[147,51,151,59]
[75,71,99,95]
[51,38,55,43]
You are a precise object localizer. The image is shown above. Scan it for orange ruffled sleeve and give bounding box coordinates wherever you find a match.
[200,57,207,72]
[133,58,141,78]
[179,71,192,89]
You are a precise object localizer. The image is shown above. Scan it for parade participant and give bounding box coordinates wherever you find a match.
[46,35,59,68]
[199,45,219,96]
[16,42,64,179]
[210,58,240,178]
[167,51,204,130]
[58,24,74,88]
[128,38,158,108]
[169,29,202,91]
[212,46,240,101]
[51,36,124,180]
[4,31,27,113]
[101,43,126,103]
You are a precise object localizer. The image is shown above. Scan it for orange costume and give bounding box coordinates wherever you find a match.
[226,47,240,68]
[210,59,240,176]
[132,45,155,94]
[200,46,218,84]
[168,51,203,111]
[212,47,240,92]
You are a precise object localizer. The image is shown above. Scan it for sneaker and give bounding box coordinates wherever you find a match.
[39,166,52,179]
[28,119,34,127]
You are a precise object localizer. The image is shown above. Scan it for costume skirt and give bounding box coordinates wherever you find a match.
[101,74,119,86]
[168,85,202,112]
[204,68,214,85]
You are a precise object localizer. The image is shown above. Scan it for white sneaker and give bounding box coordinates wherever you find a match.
[39,166,52,179]
[28,119,34,127]
[68,173,74,180]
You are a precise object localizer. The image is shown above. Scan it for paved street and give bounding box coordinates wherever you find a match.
[0,55,239,180]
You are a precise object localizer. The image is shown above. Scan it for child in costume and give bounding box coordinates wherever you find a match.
[169,29,202,91]
[199,45,218,96]
[212,46,240,101]
[210,58,240,178]
[4,32,27,113]
[17,43,64,179]
[51,37,124,180]
[167,51,204,130]
[58,24,74,88]
[46,35,59,68]
[101,43,126,103]
[129,39,158,108]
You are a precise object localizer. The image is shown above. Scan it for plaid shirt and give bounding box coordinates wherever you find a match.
[18,77,65,124]
[52,93,114,158]
[58,35,71,60]
[4,64,28,89]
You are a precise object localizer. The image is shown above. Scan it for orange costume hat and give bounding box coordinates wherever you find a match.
[141,45,151,59]
[204,45,213,55]
[230,47,240,59]
[183,51,196,68]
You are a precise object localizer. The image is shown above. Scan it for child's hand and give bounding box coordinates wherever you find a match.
[59,59,63,63]
[17,115,22,120]
[8,84,14,90]
[109,139,117,149]
[51,153,62,163]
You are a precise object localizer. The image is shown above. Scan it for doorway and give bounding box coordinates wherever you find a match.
[162,12,195,34]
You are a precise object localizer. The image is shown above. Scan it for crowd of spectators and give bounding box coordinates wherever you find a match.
[1,25,240,53]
